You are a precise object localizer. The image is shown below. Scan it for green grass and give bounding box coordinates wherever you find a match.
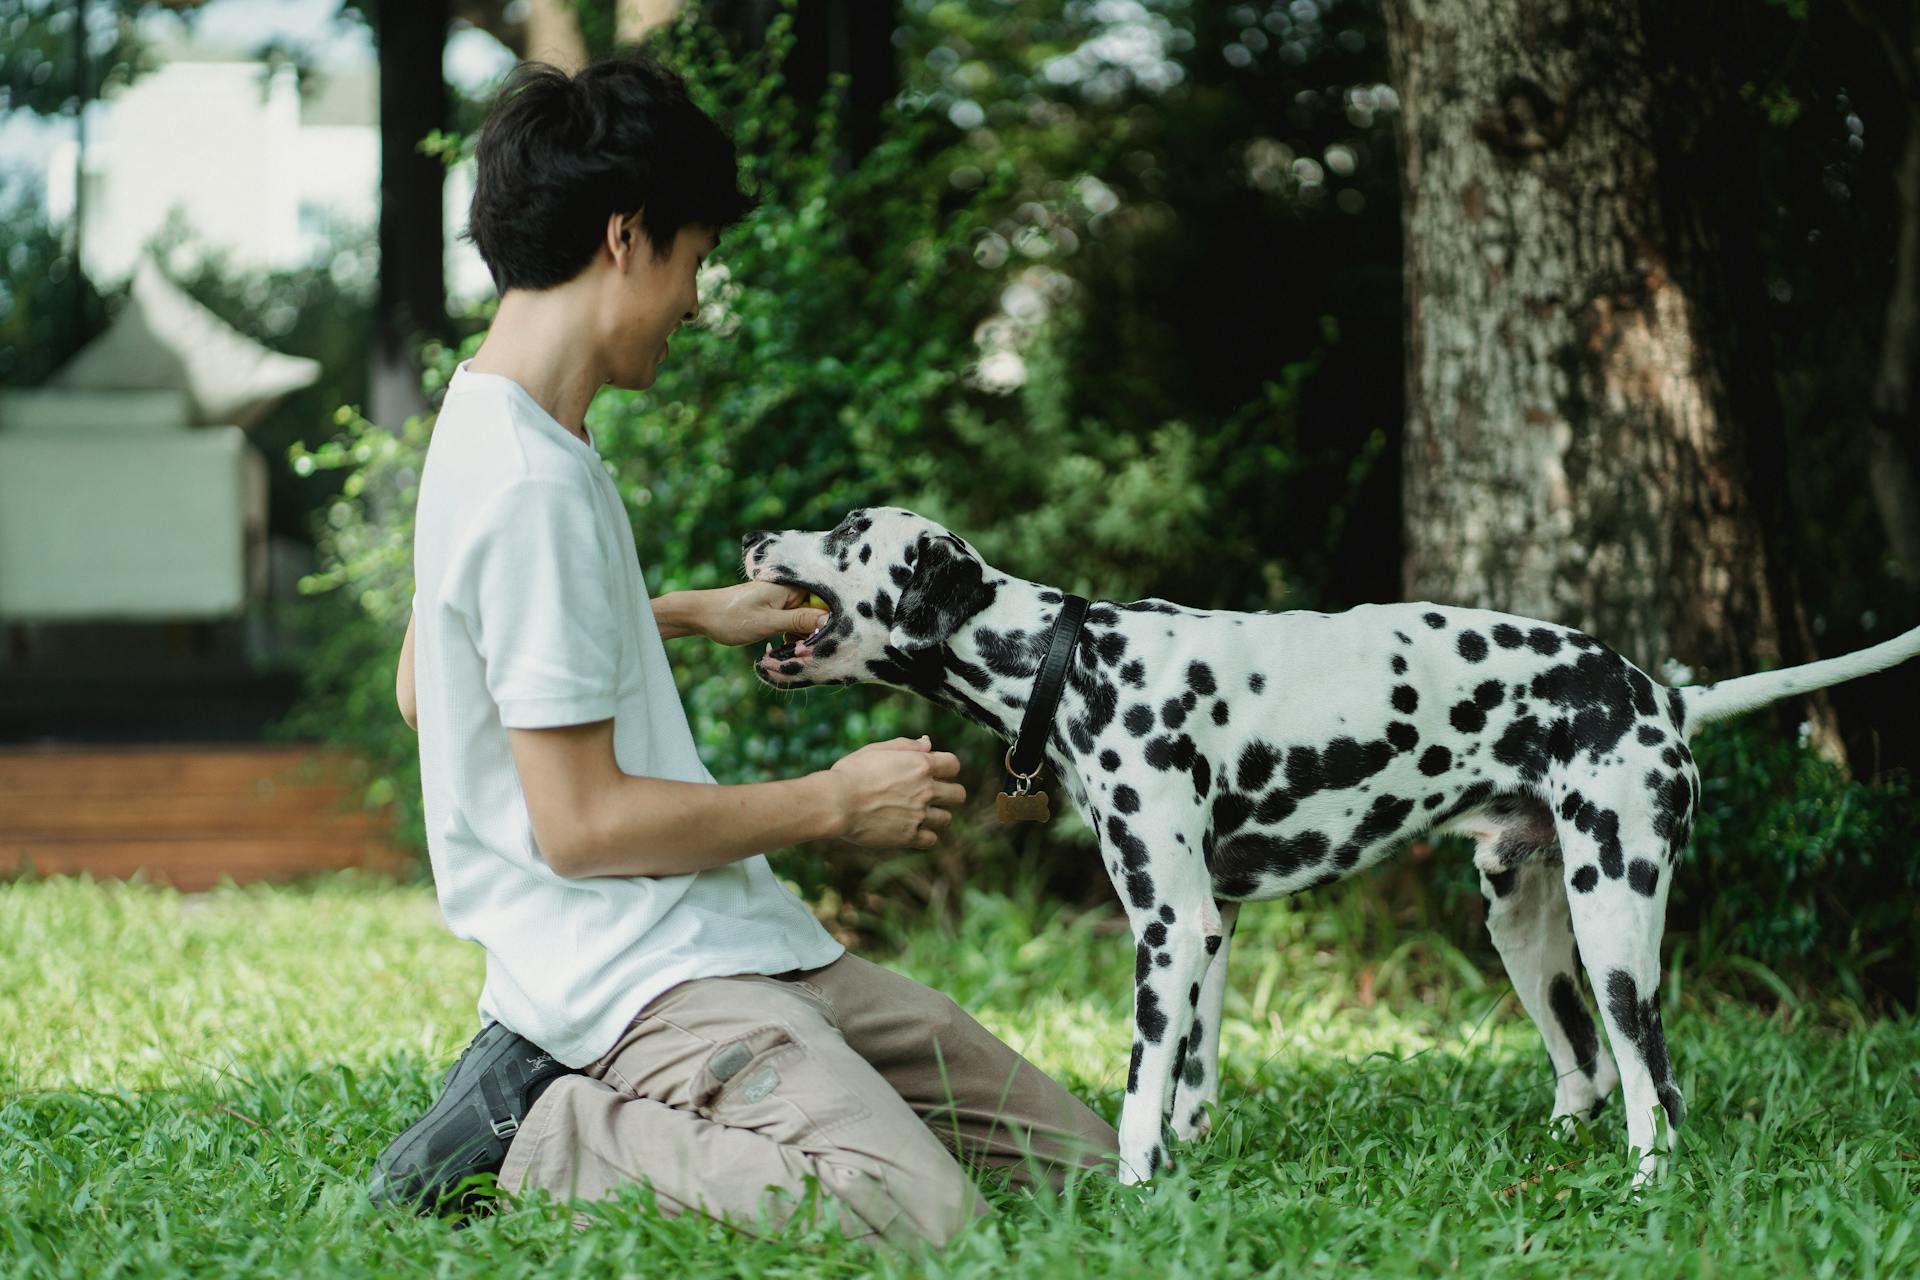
[3,872,1916,1278]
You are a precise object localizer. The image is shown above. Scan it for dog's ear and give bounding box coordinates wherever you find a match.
[888,533,995,650]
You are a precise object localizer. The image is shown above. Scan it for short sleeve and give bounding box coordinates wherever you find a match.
[451,479,624,729]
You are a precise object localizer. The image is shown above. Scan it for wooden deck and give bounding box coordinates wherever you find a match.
[0,743,407,891]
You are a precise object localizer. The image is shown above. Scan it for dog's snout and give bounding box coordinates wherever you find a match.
[741,530,772,562]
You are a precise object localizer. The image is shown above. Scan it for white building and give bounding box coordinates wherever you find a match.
[44,37,493,302]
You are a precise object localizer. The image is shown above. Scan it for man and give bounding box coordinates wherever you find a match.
[367,51,1117,1247]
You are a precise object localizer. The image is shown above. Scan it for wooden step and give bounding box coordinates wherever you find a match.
[0,743,407,890]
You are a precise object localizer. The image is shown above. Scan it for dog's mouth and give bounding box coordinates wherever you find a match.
[759,579,838,669]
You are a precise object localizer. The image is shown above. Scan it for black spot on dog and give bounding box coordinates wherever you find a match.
[1548,974,1599,1079]
[857,600,874,619]
[889,564,913,588]
[1188,662,1217,695]
[1392,685,1419,714]
[1214,829,1331,894]
[1238,742,1279,791]
[1249,673,1266,693]
[1418,745,1452,776]
[1124,705,1154,736]
[1160,904,1176,923]
[1100,750,1121,771]
[1449,699,1486,733]
[1211,791,1253,837]
[1527,628,1562,656]
[1127,1042,1142,1092]
[1474,679,1504,711]
[1457,630,1489,663]
[1040,589,1063,604]
[779,661,804,675]
[1121,660,1146,688]
[1423,793,1445,809]
[1492,623,1524,649]
[1204,934,1221,955]
[1560,791,1624,878]
[1391,655,1408,674]
[1486,867,1519,897]
[1667,686,1686,731]
[858,544,871,564]
[1137,985,1167,1043]
[1094,631,1128,665]
[1491,715,1547,780]
[1628,858,1660,896]
[1161,697,1189,730]
[1605,970,1684,1129]
[1395,630,1413,644]
[1135,942,1151,984]
[1145,734,1197,773]
[1423,612,1447,629]
[1571,864,1599,893]
[1648,769,1694,857]
[1386,721,1420,752]
[1114,785,1140,815]
[1126,872,1155,907]
[1143,921,1167,947]
[1254,789,1296,824]
[1212,700,1230,726]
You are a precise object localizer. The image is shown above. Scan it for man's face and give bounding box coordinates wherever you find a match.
[598,220,716,391]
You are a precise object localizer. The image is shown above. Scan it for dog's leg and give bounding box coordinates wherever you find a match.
[1112,847,1216,1184]
[1478,858,1619,1130]
[1554,796,1684,1185]
[1169,900,1238,1142]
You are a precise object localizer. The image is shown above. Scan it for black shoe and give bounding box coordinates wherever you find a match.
[367,1021,574,1213]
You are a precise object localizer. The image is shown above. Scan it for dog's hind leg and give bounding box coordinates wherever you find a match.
[1478,856,1619,1130]
[1169,900,1239,1142]
[1553,787,1686,1185]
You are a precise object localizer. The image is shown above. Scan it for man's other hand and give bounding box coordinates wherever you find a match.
[828,736,966,849]
[701,581,830,647]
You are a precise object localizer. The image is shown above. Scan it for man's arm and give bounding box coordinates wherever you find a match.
[397,611,419,732]
[510,720,964,878]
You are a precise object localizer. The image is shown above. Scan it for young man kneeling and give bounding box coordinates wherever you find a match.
[367,51,1117,1246]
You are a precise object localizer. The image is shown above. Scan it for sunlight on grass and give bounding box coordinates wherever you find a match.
[3,873,1917,1278]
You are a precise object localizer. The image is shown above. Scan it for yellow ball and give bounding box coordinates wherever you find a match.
[805,593,830,613]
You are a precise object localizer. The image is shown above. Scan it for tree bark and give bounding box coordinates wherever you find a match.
[1384,0,1843,756]
[1849,0,1920,584]
[371,0,449,428]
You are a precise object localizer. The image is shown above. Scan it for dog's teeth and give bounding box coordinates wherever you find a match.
[764,642,773,657]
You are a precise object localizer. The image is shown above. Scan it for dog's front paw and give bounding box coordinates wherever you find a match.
[1170,1101,1213,1142]
[1114,1139,1166,1185]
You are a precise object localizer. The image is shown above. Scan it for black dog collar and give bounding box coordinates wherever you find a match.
[996,594,1090,823]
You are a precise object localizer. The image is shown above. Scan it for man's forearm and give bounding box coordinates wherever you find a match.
[569,770,845,879]
[651,590,715,641]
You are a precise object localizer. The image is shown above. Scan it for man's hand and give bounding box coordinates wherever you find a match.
[398,611,419,732]
[826,736,966,849]
[696,581,830,647]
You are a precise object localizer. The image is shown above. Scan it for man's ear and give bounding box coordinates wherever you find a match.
[607,211,641,269]
[888,534,996,650]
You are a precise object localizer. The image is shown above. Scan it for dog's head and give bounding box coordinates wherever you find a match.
[742,507,997,690]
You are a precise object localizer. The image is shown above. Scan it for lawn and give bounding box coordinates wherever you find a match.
[2,871,1915,1278]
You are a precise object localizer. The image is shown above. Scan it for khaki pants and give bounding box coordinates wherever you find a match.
[498,951,1119,1246]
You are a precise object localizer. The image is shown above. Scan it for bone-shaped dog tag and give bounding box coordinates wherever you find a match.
[996,790,1051,823]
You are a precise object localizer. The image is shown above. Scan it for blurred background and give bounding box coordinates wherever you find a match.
[0,0,1915,1001]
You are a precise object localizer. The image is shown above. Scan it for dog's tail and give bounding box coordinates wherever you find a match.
[1677,624,1920,737]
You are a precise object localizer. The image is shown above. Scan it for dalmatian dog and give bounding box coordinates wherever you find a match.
[741,507,1920,1186]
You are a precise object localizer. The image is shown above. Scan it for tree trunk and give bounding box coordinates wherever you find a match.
[372,0,449,429]
[1383,0,1843,757]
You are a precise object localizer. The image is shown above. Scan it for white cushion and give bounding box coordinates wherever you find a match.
[0,388,193,435]
[46,258,322,428]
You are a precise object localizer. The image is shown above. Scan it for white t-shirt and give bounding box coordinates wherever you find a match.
[409,360,844,1067]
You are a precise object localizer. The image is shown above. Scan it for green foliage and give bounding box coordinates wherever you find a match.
[4,873,1920,1275]
[1679,721,1920,1005]
[0,186,108,386]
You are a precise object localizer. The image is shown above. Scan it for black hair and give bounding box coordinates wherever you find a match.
[464,51,759,292]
